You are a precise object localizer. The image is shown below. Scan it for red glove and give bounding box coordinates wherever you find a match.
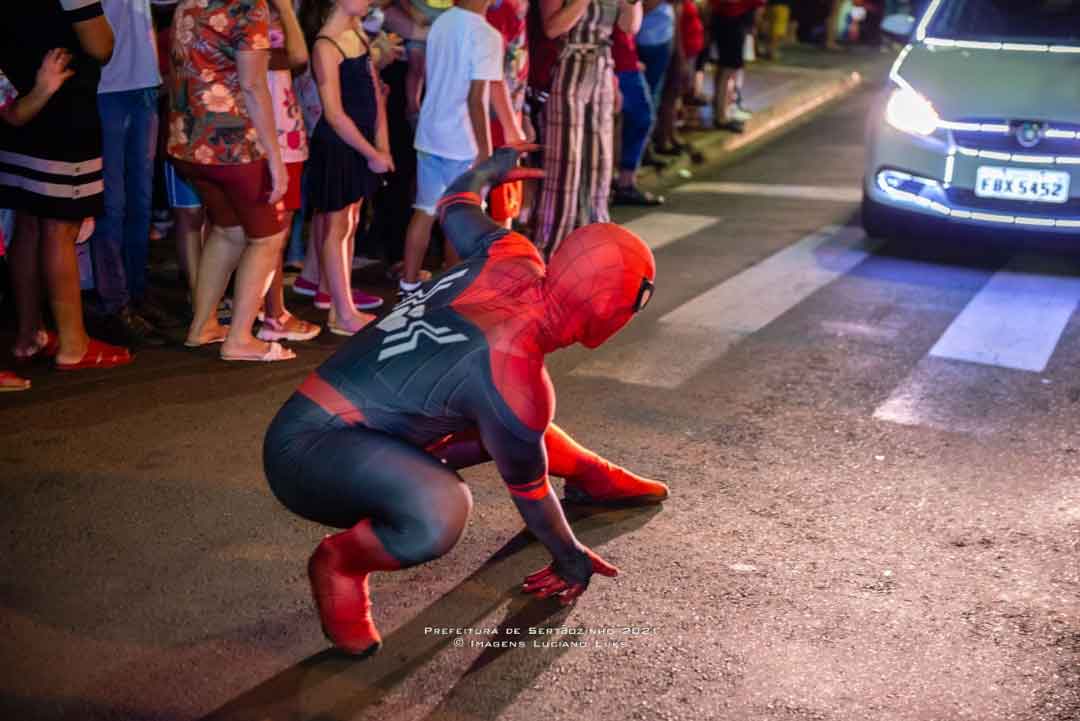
[522,546,619,605]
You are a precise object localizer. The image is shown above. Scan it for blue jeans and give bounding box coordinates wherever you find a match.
[91,87,160,312]
[618,70,655,173]
[414,152,475,216]
[637,41,673,110]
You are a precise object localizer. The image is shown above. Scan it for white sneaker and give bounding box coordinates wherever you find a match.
[732,106,753,122]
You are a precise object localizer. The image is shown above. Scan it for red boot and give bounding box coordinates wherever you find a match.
[308,519,401,657]
[545,424,669,506]
[563,461,670,506]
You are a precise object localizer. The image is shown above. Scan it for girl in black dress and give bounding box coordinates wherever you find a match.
[307,0,395,336]
[0,1,131,371]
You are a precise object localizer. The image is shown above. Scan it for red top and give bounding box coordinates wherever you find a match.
[709,0,763,18]
[680,0,705,58]
[611,26,639,73]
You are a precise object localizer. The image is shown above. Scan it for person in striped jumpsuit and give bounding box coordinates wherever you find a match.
[535,0,643,257]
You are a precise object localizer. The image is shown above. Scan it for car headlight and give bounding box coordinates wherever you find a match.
[884,87,940,137]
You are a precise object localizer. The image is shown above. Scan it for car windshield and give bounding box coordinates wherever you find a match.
[926,0,1080,44]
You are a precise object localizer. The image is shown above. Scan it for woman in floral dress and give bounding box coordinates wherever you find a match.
[168,0,296,362]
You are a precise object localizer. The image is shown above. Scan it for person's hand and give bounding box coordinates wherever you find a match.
[505,127,528,147]
[367,150,394,174]
[268,157,289,205]
[613,83,623,114]
[373,32,405,69]
[35,49,75,97]
[522,545,619,606]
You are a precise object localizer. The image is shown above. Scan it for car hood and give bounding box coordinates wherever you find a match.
[895,44,1080,123]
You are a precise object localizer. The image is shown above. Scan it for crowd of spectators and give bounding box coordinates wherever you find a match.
[0,0,906,389]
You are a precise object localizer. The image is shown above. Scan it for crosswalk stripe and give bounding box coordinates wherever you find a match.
[872,358,999,434]
[572,225,875,388]
[928,256,1080,373]
[673,182,862,204]
[622,212,719,251]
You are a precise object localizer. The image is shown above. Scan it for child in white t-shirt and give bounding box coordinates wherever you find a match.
[398,0,509,295]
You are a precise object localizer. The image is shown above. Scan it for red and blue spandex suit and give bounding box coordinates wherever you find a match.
[263,146,667,657]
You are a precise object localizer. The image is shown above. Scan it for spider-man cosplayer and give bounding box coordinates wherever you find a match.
[263,145,666,657]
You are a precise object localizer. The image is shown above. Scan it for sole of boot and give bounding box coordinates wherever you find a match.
[325,633,382,659]
[562,484,668,507]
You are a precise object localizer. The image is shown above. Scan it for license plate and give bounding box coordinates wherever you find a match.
[975,166,1070,204]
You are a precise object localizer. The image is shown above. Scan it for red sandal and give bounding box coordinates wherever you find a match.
[0,371,30,392]
[55,339,133,371]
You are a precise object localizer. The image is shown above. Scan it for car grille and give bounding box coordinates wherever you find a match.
[950,118,1080,157]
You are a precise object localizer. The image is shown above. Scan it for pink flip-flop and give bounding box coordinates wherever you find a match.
[220,341,296,363]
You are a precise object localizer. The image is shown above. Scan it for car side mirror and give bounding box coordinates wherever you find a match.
[881,13,916,41]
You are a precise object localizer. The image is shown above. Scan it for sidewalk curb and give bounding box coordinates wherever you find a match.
[639,68,865,193]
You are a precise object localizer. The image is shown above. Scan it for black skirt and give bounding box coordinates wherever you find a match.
[306,118,381,214]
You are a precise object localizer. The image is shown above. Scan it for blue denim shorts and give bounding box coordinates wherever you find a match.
[165,160,202,209]
[414,151,475,216]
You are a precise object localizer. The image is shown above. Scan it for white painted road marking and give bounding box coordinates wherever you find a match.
[622,212,720,251]
[873,358,1014,435]
[674,182,863,204]
[572,225,875,388]
[928,256,1080,373]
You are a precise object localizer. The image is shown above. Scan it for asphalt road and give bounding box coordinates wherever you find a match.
[2,74,1079,721]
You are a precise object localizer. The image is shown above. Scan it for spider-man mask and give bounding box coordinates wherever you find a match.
[544,223,657,350]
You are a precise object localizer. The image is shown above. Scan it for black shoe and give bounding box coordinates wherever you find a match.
[713,119,746,134]
[134,295,187,330]
[643,150,673,170]
[654,144,684,157]
[101,307,169,348]
[612,185,665,207]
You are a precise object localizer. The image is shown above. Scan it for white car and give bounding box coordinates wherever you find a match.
[863,0,1080,239]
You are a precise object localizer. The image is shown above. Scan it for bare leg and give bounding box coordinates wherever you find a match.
[402,210,435,285]
[298,214,321,289]
[346,202,358,276]
[826,0,843,49]
[9,214,44,353]
[40,217,91,363]
[264,211,294,319]
[322,203,372,333]
[714,67,736,122]
[174,206,207,293]
[185,224,242,346]
[658,62,682,149]
[222,228,290,357]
